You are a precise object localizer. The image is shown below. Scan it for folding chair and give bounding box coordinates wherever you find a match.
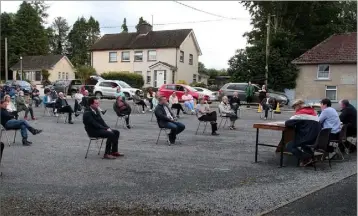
[43,104,54,117]
[260,107,274,119]
[56,113,68,123]
[155,125,181,145]
[0,125,18,147]
[194,111,209,135]
[131,101,142,114]
[150,112,155,122]
[218,108,230,129]
[305,128,332,170]
[85,137,105,159]
[330,124,349,159]
[115,115,131,128]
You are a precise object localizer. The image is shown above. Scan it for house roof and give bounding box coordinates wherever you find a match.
[292,32,357,65]
[10,55,66,71]
[149,61,177,71]
[90,29,195,51]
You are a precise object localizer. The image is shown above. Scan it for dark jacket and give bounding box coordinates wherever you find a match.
[229,96,241,107]
[340,104,357,136]
[1,108,15,127]
[81,96,89,109]
[83,107,109,136]
[285,113,321,147]
[260,97,276,107]
[55,98,68,109]
[154,104,175,128]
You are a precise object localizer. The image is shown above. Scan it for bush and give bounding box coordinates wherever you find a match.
[176,80,187,85]
[101,71,144,88]
[75,65,96,83]
[41,69,50,85]
[190,82,207,88]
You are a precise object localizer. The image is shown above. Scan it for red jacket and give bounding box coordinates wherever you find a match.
[294,107,317,116]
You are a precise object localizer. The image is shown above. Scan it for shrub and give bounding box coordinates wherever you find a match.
[101,71,144,88]
[75,65,96,83]
[190,82,207,88]
[176,80,187,85]
[41,69,50,85]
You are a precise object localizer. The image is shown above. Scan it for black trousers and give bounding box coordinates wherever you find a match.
[172,103,184,115]
[92,129,120,154]
[115,107,131,125]
[246,96,253,104]
[58,105,74,121]
[74,100,82,113]
[198,111,218,133]
[262,104,272,118]
[148,98,153,109]
[32,96,42,107]
[136,100,147,111]
[46,103,56,113]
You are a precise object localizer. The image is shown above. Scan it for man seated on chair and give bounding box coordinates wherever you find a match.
[339,99,357,152]
[55,92,78,124]
[285,99,321,167]
[43,88,57,115]
[83,97,123,160]
[319,98,342,159]
[155,96,185,144]
[218,96,238,130]
[16,91,37,120]
[31,85,42,107]
[113,92,132,129]
[261,94,276,120]
[0,100,42,146]
[196,98,219,136]
[229,91,241,116]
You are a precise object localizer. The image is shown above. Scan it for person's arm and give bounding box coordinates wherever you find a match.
[318,109,328,123]
[154,106,173,122]
[339,110,347,124]
[285,119,299,128]
[83,112,108,130]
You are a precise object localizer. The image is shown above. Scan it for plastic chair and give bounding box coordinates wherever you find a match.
[306,128,332,170]
[195,111,209,135]
[330,124,349,159]
[0,125,18,147]
[85,137,105,159]
[218,108,230,129]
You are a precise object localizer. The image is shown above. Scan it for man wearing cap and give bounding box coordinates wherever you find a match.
[285,99,321,166]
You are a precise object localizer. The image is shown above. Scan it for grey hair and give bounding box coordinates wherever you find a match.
[222,96,228,101]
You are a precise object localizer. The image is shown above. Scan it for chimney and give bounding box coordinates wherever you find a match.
[137,23,152,34]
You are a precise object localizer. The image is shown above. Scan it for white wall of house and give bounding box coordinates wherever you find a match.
[49,57,76,82]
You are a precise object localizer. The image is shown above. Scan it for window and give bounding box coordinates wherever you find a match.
[193,74,197,83]
[109,52,117,62]
[189,54,193,65]
[65,72,69,80]
[62,72,65,79]
[99,82,113,87]
[35,71,41,81]
[317,65,330,79]
[146,71,151,84]
[227,84,239,90]
[58,72,61,79]
[176,85,185,91]
[165,85,176,90]
[134,71,142,75]
[71,80,82,85]
[326,86,337,101]
[148,50,157,61]
[180,51,184,62]
[121,51,130,62]
[198,75,202,82]
[110,82,118,88]
[134,51,143,62]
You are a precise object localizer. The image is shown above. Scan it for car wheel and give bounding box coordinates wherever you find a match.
[95,92,102,99]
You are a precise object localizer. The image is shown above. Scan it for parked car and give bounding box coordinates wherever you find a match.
[46,77,102,97]
[158,84,211,103]
[193,87,218,101]
[218,82,289,106]
[4,80,32,94]
[93,80,143,99]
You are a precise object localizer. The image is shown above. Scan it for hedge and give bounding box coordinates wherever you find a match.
[101,71,144,88]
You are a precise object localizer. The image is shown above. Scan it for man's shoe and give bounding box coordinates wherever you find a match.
[28,127,43,135]
[22,138,31,146]
[68,121,74,124]
[211,132,220,136]
[101,110,107,115]
[32,117,37,120]
[126,125,131,129]
[112,152,124,157]
[75,113,80,117]
[103,154,116,159]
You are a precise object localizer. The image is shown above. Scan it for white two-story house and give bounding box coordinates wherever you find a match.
[90,23,204,87]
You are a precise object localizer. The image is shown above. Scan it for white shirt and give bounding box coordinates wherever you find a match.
[75,93,84,103]
[164,105,173,120]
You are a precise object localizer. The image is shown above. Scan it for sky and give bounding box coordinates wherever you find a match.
[1,1,252,70]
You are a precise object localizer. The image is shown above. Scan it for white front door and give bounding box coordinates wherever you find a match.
[155,70,166,87]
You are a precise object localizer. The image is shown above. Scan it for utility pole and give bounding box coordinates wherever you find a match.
[265,13,271,87]
[151,15,154,30]
[20,56,23,80]
[5,38,8,81]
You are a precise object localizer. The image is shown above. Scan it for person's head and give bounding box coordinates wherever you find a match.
[88,97,100,109]
[248,81,251,85]
[292,99,305,111]
[19,91,24,96]
[320,98,331,110]
[84,90,89,96]
[233,91,239,97]
[148,87,153,93]
[4,95,10,102]
[262,85,266,89]
[172,91,177,97]
[135,90,141,96]
[222,96,228,103]
[0,100,8,108]
[339,99,350,109]
[116,86,121,93]
[158,96,167,105]
[58,92,64,98]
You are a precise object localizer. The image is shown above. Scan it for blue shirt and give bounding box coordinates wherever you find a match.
[115,92,125,100]
[319,107,341,134]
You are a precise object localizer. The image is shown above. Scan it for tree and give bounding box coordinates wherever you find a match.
[135,17,151,31]
[13,1,49,57]
[30,0,49,24]
[198,61,207,75]
[121,18,128,33]
[75,65,96,82]
[0,12,17,77]
[41,69,51,85]
[87,16,101,47]
[49,17,70,55]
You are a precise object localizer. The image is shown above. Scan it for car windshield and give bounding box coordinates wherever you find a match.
[117,81,131,88]
[185,85,197,92]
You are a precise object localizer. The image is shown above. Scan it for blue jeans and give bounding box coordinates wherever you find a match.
[5,120,30,139]
[163,121,185,137]
[184,101,194,110]
[286,141,313,160]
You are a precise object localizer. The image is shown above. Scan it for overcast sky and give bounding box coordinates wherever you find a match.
[1,1,252,69]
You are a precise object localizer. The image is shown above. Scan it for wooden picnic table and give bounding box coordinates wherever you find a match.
[253,121,294,167]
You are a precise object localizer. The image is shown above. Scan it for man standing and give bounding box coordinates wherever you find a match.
[55,92,78,124]
[83,97,123,159]
[1,100,42,145]
[245,81,255,108]
[154,96,185,144]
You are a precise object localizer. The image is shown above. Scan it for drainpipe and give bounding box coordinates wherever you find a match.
[174,48,178,83]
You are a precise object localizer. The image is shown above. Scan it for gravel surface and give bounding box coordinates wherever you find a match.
[0,100,356,215]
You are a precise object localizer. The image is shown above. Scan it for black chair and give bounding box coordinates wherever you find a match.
[306,128,332,170]
[85,136,105,159]
[195,111,209,135]
[330,124,349,159]
[154,115,180,145]
[0,125,18,147]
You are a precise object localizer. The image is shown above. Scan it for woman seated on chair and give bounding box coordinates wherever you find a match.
[147,88,156,111]
[4,95,18,119]
[229,91,241,115]
[169,91,186,118]
[43,88,57,115]
[132,90,147,113]
[196,98,219,136]
[261,94,276,120]
[16,91,36,120]
[218,96,238,130]
[181,91,195,114]
[113,94,131,129]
